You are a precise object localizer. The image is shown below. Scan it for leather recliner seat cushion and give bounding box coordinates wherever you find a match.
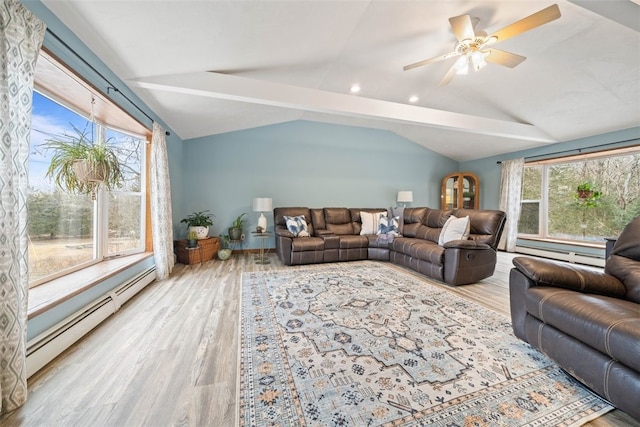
[338,235,369,249]
[524,287,640,372]
[291,237,325,252]
[391,238,445,265]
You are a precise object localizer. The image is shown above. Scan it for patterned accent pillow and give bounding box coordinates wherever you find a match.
[438,215,470,245]
[283,215,310,237]
[360,211,387,235]
[378,215,401,236]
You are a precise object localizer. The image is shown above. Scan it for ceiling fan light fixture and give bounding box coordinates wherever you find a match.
[454,55,469,74]
[471,51,487,71]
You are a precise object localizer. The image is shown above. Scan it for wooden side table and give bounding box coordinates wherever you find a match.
[175,237,220,264]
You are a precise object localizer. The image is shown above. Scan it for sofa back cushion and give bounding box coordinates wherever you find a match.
[310,209,325,231]
[274,207,314,236]
[605,215,640,303]
[350,208,388,235]
[453,209,506,250]
[401,207,427,238]
[324,208,355,235]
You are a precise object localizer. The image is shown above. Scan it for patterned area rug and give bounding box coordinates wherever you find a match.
[239,261,612,426]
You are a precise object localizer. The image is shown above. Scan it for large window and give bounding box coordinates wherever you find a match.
[518,147,640,244]
[28,51,149,286]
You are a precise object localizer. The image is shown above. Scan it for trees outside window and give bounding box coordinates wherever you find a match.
[28,92,146,286]
[518,148,640,243]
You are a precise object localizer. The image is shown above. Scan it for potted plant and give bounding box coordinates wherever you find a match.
[181,210,215,239]
[575,182,602,207]
[218,235,232,260]
[228,212,247,241]
[44,124,125,195]
[462,191,475,201]
[186,230,198,249]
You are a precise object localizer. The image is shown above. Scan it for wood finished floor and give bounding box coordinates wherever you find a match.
[3,252,638,426]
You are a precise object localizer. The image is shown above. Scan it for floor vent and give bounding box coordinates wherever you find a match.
[26,267,156,378]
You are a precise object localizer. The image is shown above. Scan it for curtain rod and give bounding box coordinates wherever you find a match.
[496,137,639,164]
[45,28,170,136]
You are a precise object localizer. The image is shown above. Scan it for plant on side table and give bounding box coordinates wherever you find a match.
[228,212,247,241]
[181,210,215,239]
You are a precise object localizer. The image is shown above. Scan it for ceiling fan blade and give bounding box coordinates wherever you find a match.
[438,65,457,86]
[487,4,561,44]
[484,49,526,68]
[449,14,476,42]
[403,51,458,71]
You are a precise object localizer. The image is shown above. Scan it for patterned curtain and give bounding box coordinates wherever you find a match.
[150,122,174,280]
[0,0,46,414]
[498,158,525,252]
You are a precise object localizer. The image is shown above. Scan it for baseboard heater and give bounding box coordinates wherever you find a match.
[26,266,156,378]
[515,246,605,268]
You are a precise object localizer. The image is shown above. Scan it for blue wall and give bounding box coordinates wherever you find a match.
[181,121,458,249]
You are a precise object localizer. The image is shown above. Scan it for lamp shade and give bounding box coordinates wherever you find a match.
[253,197,272,212]
[397,191,413,203]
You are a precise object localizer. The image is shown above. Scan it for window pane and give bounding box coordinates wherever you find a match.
[28,192,94,282]
[107,128,143,192]
[108,193,142,255]
[29,92,96,283]
[518,202,540,235]
[522,166,542,200]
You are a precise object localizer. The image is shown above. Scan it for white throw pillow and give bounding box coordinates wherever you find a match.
[360,211,387,235]
[438,215,470,245]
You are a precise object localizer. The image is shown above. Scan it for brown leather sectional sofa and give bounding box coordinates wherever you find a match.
[274,206,506,286]
[509,216,640,421]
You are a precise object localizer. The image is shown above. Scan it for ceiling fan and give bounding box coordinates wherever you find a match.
[404,4,561,85]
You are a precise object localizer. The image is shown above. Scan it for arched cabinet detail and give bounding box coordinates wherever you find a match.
[441,172,479,210]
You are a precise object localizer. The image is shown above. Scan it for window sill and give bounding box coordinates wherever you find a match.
[28,252,153,319]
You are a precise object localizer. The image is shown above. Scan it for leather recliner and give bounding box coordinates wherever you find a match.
[509,216,640,421]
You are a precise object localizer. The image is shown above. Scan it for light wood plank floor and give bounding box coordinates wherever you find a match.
[2,252,638,426]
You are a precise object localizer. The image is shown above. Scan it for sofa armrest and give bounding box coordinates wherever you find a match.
[275,228,295,238]
[443,239,492,250]
[314,229,335,237]
[512,256,626,297]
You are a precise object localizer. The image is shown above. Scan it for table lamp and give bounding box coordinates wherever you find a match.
[253,197,273,231]
[397,191,413,207]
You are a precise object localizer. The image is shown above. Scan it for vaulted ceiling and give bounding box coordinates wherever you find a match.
[40,0,640,161]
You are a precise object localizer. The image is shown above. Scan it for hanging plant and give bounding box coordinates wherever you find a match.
[574,182,602,208]
[44,124,125,195]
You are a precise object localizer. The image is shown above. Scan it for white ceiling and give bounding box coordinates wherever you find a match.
[41,0,640,161]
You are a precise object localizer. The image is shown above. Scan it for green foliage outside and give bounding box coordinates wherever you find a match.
[519,153,640,242]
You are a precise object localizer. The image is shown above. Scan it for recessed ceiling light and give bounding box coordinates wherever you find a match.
[350,84,361,93]
[409,95,419,103]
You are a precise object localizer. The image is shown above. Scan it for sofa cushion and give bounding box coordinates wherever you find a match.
[360,211,387,235]
[454,209,506,249]
[324,208,354,235]
[391,238,444,265]
[274,207,314,236]
[524,287,640,372]
[438,215,470,245]
[291,236,325,252]
[284,215,310,237]
[338,235,369,249]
